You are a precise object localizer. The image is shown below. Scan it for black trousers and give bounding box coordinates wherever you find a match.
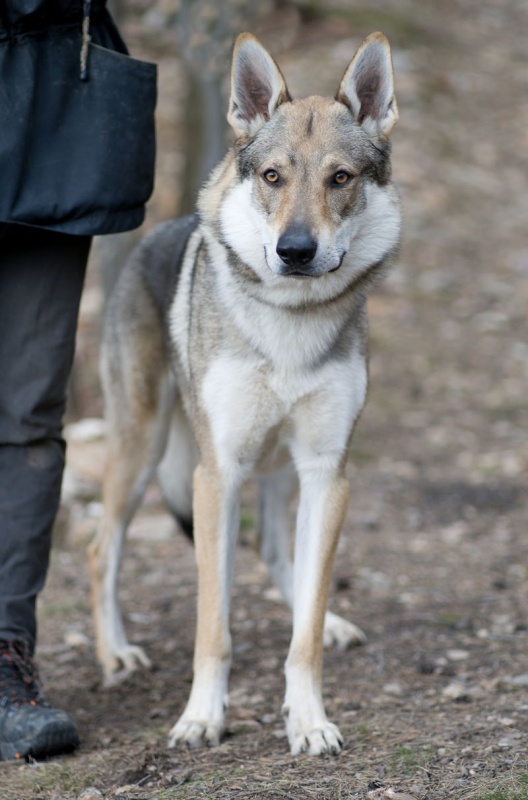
[0,226,90,652]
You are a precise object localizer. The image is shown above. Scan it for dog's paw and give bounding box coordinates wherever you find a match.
[168,717,223,749]
[289,721,344,756]
[101,644,152,684]
[323,610,367,649]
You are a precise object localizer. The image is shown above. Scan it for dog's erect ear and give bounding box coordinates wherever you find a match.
[337,32,398,138]
[228,33,290,138]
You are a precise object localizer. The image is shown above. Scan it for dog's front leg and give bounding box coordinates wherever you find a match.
[168,462,239,749]
[284,465,350,756]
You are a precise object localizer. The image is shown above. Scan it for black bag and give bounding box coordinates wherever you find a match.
[0,25,157,234]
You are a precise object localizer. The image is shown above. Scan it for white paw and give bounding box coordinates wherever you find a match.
[168,716,223,749]
[169,662,230,749]
[101,644,152,685]
[288,721,344,756]
[323,610,367,649]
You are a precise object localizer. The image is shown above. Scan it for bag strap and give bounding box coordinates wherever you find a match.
[80,0,92,81]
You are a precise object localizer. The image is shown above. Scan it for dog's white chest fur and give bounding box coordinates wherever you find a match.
[201,349,367,478]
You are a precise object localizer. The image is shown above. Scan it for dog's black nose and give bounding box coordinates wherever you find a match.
[276,228,318,268]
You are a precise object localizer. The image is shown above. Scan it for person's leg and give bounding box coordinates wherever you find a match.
[0,226,90,759]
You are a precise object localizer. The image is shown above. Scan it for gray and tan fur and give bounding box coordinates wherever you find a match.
[88,31,401,756]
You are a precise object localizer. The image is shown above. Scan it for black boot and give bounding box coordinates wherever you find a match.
[0,639,79,760]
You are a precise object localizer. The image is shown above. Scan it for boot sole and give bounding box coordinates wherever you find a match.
[0,721,79,760]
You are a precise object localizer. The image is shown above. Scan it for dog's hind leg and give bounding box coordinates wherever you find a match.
[258,470,366,649]
[89,361,174,682]
[156,398,198,541]
[258,469,296,607]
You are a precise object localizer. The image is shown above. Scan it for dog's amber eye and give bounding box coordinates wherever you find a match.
[263,169,280,184]
[333,171,352,185]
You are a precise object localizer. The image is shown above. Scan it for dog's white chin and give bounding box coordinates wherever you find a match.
[267,252,346,279]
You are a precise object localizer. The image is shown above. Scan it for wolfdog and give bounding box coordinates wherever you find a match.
[89,31,401,755]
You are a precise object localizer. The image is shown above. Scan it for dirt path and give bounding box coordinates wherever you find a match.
[2,1,527,798]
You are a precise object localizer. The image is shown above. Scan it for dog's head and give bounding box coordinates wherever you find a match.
[208,32,401,300]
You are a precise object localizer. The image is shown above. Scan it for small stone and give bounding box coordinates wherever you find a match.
[78,789,103,800]
[442,682,471,702]
[64,631,91,648]
[498,733,522,748]
[114,787,137,797]
[509,673,528,686]
[127,612,151,625]
[263,587,282,602]
[446,649,470,662]
[383,682,404,697]
[367,788,417,800]
[491,614,516,635]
